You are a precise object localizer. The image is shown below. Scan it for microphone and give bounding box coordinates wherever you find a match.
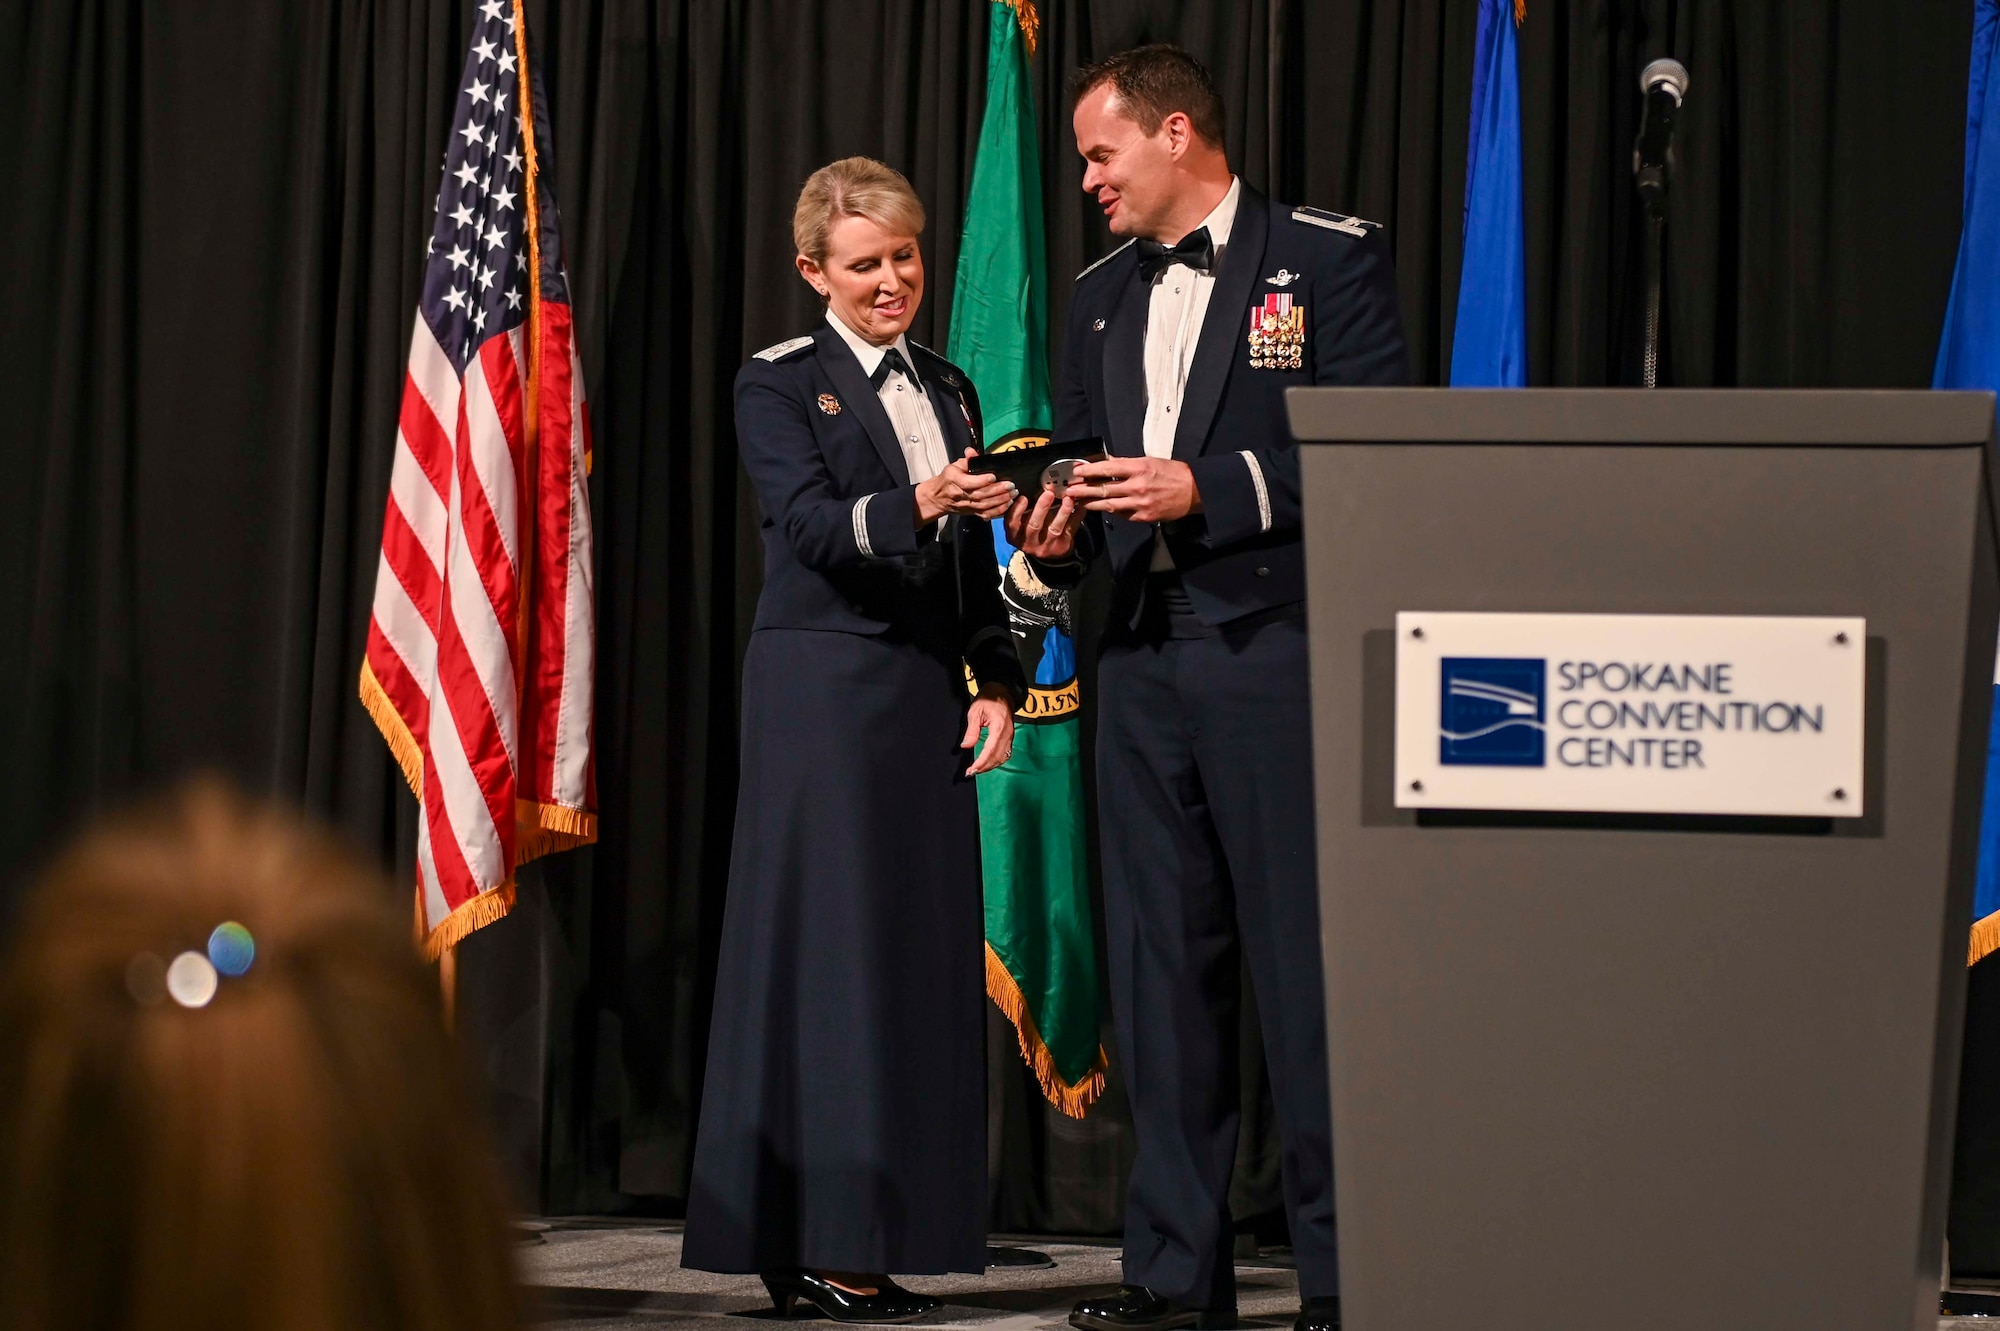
[1634,57,1688,211]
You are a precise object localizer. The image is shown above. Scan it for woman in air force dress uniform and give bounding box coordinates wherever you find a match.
[682,157,1025,1321]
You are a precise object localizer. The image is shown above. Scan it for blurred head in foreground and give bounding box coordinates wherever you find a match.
[0,779,523,1331]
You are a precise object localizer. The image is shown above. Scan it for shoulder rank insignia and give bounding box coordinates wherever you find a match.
[817,393,842,415]
[1247,294,1305,371]
[1266,269,1300,287]
[1075,237,1137,281]
[910,341,963,388]
[1291,207,1379,239]
[754,335,814,362]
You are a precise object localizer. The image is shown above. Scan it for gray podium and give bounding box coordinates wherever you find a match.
[1287,390,1998,1331]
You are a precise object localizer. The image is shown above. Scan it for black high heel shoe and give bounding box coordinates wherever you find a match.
[761,1269,941,1324]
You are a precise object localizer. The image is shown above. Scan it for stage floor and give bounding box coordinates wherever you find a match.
[523,1224,1303,1330]
[523,1221,2000,1329]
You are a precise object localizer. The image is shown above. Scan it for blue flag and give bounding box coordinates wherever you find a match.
[1450,0,1528,387]
[1937,0,2000,964]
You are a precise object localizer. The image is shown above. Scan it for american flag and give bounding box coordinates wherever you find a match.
[360,0,596,958]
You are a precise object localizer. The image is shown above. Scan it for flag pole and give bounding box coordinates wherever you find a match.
[512,0,543,647]
[440,944,459,1031]
[511,0,543,863]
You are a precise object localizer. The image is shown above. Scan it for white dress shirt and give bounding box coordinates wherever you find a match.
[1142,175,1240,461]
[825,309,953,485]
[1141,175,1241,569]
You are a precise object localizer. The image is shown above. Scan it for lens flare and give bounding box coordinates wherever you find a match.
[207,922,256,978]
[124,953,168,1006]
[165,951,219,1009]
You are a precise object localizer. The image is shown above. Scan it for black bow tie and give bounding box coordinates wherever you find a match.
[869,345,917,389]
[1136,227,1216,283]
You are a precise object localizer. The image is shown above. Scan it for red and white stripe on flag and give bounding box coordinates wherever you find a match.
[360,0,596,957]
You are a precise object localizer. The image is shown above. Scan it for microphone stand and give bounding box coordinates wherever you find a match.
[1636,163,1667,390]
[1632,59,1686,388]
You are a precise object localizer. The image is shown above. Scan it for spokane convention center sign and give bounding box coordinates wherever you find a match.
[1393,612,1867,818]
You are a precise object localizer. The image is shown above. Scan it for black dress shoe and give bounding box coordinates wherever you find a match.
[1069,1286,1235,1331]
[1294,1296,1340,1331]
[761,1270,941,1324]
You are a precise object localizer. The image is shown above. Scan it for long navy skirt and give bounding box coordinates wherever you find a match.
[681,626,987,1275]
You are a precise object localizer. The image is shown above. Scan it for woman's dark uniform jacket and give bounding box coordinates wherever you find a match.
[681,321,1022,1277]
[734,321,1022,672]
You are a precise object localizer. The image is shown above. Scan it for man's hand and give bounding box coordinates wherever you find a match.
[963,683,1017,776]
[1065,456,1202,524]
[1004,489,1080,562]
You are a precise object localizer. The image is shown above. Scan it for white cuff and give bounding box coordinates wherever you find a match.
[852,495,875,557]
[1240,452,1273,533]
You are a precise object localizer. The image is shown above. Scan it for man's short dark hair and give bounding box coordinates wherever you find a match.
[1069,45,1226,150]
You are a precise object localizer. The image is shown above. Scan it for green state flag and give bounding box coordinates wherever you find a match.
[948,0,1105,1117]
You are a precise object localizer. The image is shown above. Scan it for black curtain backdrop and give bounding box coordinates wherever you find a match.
[0,0,1975,1234]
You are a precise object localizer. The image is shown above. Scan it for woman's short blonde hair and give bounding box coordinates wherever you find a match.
[793,157,926,264]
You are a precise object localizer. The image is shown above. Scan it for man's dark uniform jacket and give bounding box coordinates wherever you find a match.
[1038,180,1409,1318]
[1041,182,1410,619]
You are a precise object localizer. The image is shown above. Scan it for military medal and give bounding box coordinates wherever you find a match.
[1247,293,1305,370]
[817,393,842,415]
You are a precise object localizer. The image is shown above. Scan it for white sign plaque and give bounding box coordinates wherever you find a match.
[1394,613,1866,818]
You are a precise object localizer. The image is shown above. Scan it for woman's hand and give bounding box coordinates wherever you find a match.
[962,683,1017,777]
[1004,488,1079,562]
[916,447,1017,525]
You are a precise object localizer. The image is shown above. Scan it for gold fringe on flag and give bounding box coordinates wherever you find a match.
[421,879,520,961]
[515,798,597,863]
[359,658,423,798]
[986,942,1108,1118]
[411,807,595,961]
[1002,0,1040,56]
[1971,911,2000,966]
[524,799,596,838]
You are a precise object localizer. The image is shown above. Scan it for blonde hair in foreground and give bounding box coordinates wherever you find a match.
[0,779,524,1331]
[792,156,927,263]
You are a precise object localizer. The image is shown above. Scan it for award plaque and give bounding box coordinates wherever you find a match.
[968,438,1106,495]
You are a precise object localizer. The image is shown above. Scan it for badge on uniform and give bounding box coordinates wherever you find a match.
[1248,294,1304,370]
[817,393,842,415]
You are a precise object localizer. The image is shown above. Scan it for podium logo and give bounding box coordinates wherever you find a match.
[1440,657,1547,767]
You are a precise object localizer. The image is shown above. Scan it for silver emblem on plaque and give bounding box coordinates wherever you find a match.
[1041,458,1092,497]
